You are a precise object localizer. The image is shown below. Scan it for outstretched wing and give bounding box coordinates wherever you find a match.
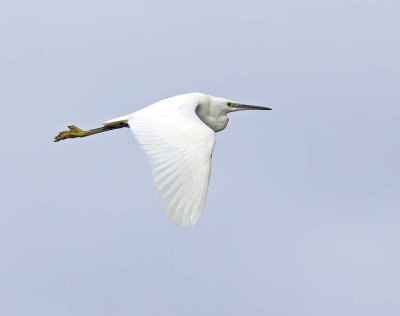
[128,103,216,226]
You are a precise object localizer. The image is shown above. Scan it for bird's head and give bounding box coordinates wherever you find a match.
[209,96,272,114]
[195,93,272,132]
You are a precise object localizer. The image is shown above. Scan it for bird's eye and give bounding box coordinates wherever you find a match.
[227,102,232,107]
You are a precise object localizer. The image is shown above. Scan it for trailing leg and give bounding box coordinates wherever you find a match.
[54,123,128,142]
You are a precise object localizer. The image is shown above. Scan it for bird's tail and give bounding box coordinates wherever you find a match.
[103,114,131,127]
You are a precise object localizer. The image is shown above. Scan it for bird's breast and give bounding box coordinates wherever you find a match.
[210,116,229,132]
[198,113,229,132]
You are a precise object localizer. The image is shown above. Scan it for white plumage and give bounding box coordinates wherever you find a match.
[57,93,271,226]
[128,96,215,226]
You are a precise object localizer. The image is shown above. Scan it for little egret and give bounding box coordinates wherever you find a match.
[55,93,272,226]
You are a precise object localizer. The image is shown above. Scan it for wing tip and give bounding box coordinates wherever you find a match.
[165,212,200,227]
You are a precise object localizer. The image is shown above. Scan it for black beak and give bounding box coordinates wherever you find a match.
[231,103,272,111]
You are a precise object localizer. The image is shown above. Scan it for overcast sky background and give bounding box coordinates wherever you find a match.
[1,0,400,315]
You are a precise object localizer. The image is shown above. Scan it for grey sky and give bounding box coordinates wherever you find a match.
[1,0,399,315]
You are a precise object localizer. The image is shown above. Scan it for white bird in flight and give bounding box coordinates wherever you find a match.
[55,93,272,226]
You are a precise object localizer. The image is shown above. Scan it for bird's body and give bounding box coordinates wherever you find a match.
[55,93,271,226]
[104,93,231,132]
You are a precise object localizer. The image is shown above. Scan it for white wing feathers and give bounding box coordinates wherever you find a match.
[128,103,215,226]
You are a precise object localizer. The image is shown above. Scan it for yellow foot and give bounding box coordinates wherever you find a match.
[54,125,86,142]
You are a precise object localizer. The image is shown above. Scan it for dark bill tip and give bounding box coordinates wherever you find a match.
[232,103,272,110]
